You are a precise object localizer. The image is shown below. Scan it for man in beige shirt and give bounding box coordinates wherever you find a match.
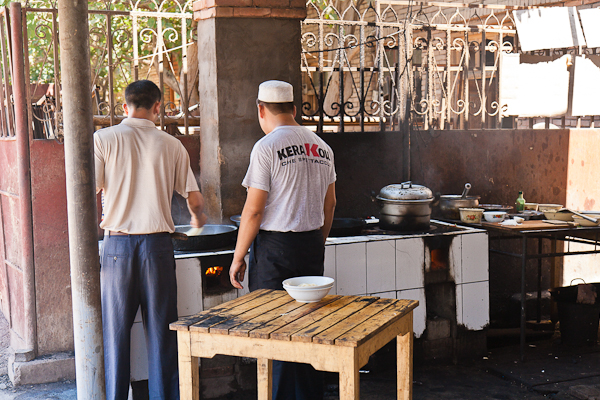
[94,80,206,400]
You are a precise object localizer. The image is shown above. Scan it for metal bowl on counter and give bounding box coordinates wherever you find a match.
[435,182,480,220]
[172,224,238,251]
[376,182,434,231]
[438,195,481,220]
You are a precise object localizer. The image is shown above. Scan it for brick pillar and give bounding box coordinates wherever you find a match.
[194,0,306,222]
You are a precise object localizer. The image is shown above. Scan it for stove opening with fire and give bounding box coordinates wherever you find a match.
[201,254,234,296]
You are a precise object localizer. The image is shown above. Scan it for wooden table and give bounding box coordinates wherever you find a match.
[463,220,600,360]
[170,289,419,400]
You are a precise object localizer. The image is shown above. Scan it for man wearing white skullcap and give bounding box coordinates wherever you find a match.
[230,80,336,400]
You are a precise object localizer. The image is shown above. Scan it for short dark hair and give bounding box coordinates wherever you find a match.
[257,100,294,115]
[125,80,162,110]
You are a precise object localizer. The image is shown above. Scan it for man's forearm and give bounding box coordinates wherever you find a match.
[186,191,206,227]
[233,211,262,262]
[320,183,336,242]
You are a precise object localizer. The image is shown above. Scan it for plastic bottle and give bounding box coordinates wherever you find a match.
[515,191,525,212]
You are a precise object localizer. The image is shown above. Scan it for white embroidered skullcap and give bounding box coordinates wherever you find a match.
[257,80,294,103]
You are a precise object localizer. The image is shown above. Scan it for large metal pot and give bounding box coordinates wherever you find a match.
[376,182,434,231]
[437,195,481,220]
[172,224,238,251]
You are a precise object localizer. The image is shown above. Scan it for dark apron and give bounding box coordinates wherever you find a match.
[247,229,325,400]
[248,229,324,291]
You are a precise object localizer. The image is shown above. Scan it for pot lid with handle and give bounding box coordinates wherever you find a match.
[377,181,434,201]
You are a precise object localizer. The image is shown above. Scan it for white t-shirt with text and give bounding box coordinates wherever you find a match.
[242,125,336,232]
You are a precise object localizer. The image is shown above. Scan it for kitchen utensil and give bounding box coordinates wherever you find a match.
[230,215,241,227]
[566,208,599,224]
[172,224,238,251]
[524,203,539,211]
[479,204,514,212]
[329,218,367,237]
[282,276,335,302]
[459,208,484,224]
[543,210,574,222]
[461,183,471,199]
[437,195,481,220]
[483,211,506,222]
[573,214,600,227]
[538,204,563,212]
[377,182,434,231]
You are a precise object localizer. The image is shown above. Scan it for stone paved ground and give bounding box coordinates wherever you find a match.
[0,310,598,400]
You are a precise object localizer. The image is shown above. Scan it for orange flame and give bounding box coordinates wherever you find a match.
[431,249,448,271]
[205,266,223,277]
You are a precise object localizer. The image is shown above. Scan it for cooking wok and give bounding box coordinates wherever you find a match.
[329,218,367,237]
[172,224,237,251]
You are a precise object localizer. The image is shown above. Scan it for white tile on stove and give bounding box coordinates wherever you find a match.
[395,238,425,291]
[335,243,367,295]
[368,291,397,299]
[461,233,489,284]
[367,240,396,293]
[397,288,426,338]
[176,258,204,316]
[449,235,462,284]
[324,246,336,295]
[457,281,489,330]
[130,321,149,381]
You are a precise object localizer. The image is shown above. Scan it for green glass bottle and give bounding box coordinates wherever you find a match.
[516,191,525,212]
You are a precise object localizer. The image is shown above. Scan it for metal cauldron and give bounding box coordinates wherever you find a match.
[376,182,434,231]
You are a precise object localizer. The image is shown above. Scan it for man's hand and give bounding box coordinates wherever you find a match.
[190,212,207,228]
[229,257,247,289]
[186,191,206,228]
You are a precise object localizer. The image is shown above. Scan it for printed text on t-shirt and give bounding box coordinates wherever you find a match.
[277,143,331,165]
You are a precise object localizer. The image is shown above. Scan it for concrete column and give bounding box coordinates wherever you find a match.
[193,0,306,222]
[58,0,106,398]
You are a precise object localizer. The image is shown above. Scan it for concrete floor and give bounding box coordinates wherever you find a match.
[0,309,598,400]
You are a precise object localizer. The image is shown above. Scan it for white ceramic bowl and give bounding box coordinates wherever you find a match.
[283,276,335,303]
[513,216,524,223]
[573,214,600,227]
[483,211,506,222]
[538,204,563,212]
[524,203,539,211]
[459,208,484,224]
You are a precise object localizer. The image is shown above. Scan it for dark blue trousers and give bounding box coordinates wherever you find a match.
[101,233,179,400]
[249,230,325,400]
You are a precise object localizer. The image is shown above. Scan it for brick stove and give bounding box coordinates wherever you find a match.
[324,220,489,360]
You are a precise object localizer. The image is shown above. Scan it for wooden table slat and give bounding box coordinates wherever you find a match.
[248,295,344,339]
[312,298,397,345]
[335,299,419,347]
[170,288,273,331]
[228,296,320,337]
[189,291,288,333]
[269,296,367,341]
[290,296,381,343]
[208,295,297,335]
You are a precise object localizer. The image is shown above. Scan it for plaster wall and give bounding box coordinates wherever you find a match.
[197,17,302,222]
[562,129,600,285]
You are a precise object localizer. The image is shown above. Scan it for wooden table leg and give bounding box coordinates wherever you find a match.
[257,358,272,400]
[177,331,200,400]
[339,352,360,400]
[397,313,413,400]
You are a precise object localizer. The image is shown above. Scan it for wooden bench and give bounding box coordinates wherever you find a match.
[170,289,419,400]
